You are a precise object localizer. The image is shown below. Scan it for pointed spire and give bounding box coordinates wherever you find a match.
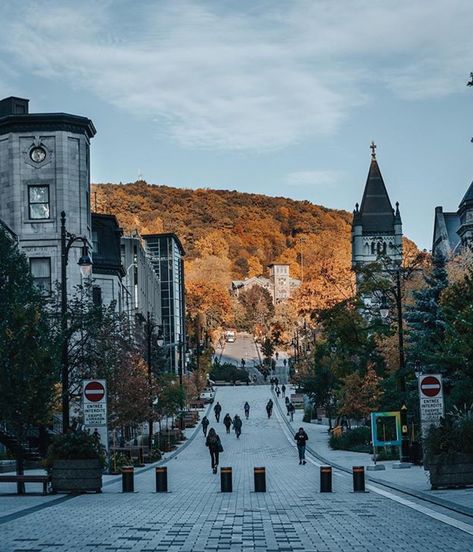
[459,180,473,208]
[394,201,402,224]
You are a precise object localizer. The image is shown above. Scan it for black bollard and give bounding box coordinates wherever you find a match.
[254,467,266,492]
[122,466,134,493]
[320,466,332,493]
[220,467,232,492]
[155,466,168,492]
[352,466,365,492]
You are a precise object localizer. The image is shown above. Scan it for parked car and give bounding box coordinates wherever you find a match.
[199,387,215,404]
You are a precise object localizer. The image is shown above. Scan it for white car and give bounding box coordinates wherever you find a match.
[199,387,215,404]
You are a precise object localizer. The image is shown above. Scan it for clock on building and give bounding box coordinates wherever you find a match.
[30,146,47,163]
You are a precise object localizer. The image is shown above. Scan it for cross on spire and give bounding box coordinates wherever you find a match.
[370,141,377,160]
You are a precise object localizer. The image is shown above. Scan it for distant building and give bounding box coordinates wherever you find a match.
[231,263,300,304]
[143,233,186,375]
[91,213,125,309]
[0,95,96,295]
[351,143,403,288]
[432,181,473,258]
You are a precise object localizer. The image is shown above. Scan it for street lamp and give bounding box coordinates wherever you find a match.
[60,211,92,433]
[145,312,164,450]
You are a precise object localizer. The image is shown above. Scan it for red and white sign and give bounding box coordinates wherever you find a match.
[418,374,444,437]
[83,380,108,451]
[84,380,106,402]
[420,375,442,398]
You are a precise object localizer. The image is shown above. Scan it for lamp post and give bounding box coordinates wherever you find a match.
[379,268,410,464]
[145,312,164,450]
[60,211,92,433]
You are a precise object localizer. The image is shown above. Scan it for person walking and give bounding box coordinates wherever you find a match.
[295,427,308,465]
[244,401,250,419]
[214,401,222,423]
[275,377,279,387]
[266,399,273,419]
[201,415,209,436]
[276,386,281,398]
[288,401,295,422]
[206,428,223,473]
[233,415,242,438]
[281,384,286,398]
[223,413,232,434]
[270,378,274,390]
[285,396,290,415]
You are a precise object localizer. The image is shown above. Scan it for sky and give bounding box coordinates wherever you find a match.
[0,0,472,250]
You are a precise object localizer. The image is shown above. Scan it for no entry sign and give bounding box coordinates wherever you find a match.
[418,374,444,438]
[420,375,442,398]
[84,380,106,402]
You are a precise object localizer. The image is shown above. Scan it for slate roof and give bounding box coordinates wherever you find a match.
[359,159,395,234]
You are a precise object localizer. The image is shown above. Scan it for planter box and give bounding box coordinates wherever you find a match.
[429,454,473,489]
[52,459,103,493]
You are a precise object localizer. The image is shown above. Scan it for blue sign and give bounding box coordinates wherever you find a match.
[371,411,401,447]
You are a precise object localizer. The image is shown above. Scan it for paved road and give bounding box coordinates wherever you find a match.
[1,385,473,551]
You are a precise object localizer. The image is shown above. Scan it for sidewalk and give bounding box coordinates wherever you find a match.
[275,386,473,515]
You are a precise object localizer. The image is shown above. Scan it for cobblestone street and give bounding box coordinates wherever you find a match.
[1,385,472,551]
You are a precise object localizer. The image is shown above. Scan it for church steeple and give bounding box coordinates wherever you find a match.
[352,143,403,275]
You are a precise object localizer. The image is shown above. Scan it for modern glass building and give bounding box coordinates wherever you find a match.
[143,233,186,374]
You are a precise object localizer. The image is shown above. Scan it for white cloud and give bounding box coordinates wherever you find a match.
[0,0,472,150]
[286,170,343,188]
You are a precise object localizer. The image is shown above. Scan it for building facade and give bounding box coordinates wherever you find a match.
[143,233,186,374]
[432,181,473,258]
[0,96,96,295]
[231,263,300,304]
[352,144,403,288]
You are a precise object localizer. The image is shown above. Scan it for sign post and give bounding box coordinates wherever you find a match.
[418,374,444,438]
[83,379,108,453]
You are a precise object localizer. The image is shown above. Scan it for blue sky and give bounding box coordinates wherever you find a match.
[0,0,472,250]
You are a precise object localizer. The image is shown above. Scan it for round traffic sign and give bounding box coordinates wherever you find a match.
[420,376,441,398]
[84,381,105,402]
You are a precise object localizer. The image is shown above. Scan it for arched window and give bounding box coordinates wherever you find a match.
[371,242,375,254]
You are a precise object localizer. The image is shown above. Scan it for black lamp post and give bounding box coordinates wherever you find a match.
[145,312,164,450]
[60,211,92,433]
[379,268,410,464]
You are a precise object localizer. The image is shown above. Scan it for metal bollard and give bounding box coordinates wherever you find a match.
[320,466,332,493]
[352,466,365,492]
[254,467,266,492]
[155,466,168,492]
[122,466,134,493]
[220,467,232,492]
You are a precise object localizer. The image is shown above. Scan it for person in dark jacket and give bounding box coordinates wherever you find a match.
[285,396,290,415]
[275,386,281,398]
[233,415,242,438]
[295,427,309,464]
[244,401,250,419]
[281,384,286,398]
[206,428,223,473]
[287,401,295,421]
[214,402,222,422]
[266,399,273,419]
[223,413,232,434]
[201,415,209,436]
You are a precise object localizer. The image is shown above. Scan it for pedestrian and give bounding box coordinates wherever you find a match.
[201,415,209,436]
[214,401,222,423]
[206,428,223,474]
[285,396,290,415]
[281,384,286,398]
[270,378,274,390]
[288,401,295,422]
[294,427,309,465]
[244,401,250,419]
[276,386,281,398]
[275,377,279,387]
[266,399,273,419]
[223,413,232,434]
[275,351,279,360]
[233,415,242,438]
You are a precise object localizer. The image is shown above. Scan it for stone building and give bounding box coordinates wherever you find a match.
[0,96,96,295]
[231,263,300,304]
[432,181,473,258]
[352,143,403,288]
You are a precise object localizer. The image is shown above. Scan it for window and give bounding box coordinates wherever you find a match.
[92,231,99,254]
[92,286,102,306]
[28,185,50,220]
[30,257,51,294]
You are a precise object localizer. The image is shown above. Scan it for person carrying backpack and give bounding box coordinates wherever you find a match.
[288,401,295,422]
[223,413,232,434]
[266,399,273,419]
[206,428,223,473]
[244,401,250,419]
[201,415,209,436]
[294,427,309,465]
[214,401,222,422]
[233,415,242,438]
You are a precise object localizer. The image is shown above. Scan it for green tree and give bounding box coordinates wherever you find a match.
[0,228,59,479]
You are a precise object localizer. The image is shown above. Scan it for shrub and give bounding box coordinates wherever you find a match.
[329,426,371,453]
[44,430,106,469]
[210,363,249,383]
[424,405,473,461]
